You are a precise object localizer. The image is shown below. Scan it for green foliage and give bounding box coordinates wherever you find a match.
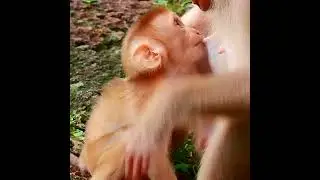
[95,31,125,51]
[154,0,193,16]
[70,80,86,142]
[82,0,97,5]
[171,136,200,178]
[70,110,85,141]
[70,38,125,144]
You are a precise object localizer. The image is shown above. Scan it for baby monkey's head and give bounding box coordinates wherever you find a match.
[122,7,210,80]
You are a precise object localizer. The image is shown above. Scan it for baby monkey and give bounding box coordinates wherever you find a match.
[79,7,212,180]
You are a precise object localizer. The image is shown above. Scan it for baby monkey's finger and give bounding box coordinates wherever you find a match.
[125,153,134,180]
[132,154,142,180]
[141,153,150,176]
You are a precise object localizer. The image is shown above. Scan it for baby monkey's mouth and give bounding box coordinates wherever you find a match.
[195,40,205,46]
[203,34,225,55]
[203,34,215,43]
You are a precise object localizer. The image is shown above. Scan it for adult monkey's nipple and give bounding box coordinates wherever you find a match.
[203,34,225,58]
[203,34,228,75]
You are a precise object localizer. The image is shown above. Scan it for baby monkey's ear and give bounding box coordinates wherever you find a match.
[130,40,167,78]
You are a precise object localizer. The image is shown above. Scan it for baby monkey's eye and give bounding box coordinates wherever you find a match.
[174,17,184,27]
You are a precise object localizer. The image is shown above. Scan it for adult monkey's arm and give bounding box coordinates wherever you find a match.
[138,70,249,143]
[134,0,250,142]
[125,70,250,178]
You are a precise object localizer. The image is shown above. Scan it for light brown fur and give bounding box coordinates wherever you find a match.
[124,0,250,179]
[79,7,212,180]
[80,78,177,180]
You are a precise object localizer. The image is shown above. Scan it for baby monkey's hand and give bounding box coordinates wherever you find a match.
[125,131,150,180]
[124,127,159,180]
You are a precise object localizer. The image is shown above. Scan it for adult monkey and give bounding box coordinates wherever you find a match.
[125,0,250,179]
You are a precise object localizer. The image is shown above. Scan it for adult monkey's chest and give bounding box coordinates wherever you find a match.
[204,34,229,74]
[204,34,249,75]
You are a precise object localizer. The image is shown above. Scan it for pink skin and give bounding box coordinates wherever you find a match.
[125,150,149,180]
[218,47,225,54]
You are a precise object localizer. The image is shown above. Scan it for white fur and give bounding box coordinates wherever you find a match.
[205,0,250,74]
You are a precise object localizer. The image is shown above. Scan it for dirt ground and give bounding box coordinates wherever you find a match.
[70,0,153,47]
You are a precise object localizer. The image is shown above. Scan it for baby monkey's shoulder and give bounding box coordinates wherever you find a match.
[101,77,128,96]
